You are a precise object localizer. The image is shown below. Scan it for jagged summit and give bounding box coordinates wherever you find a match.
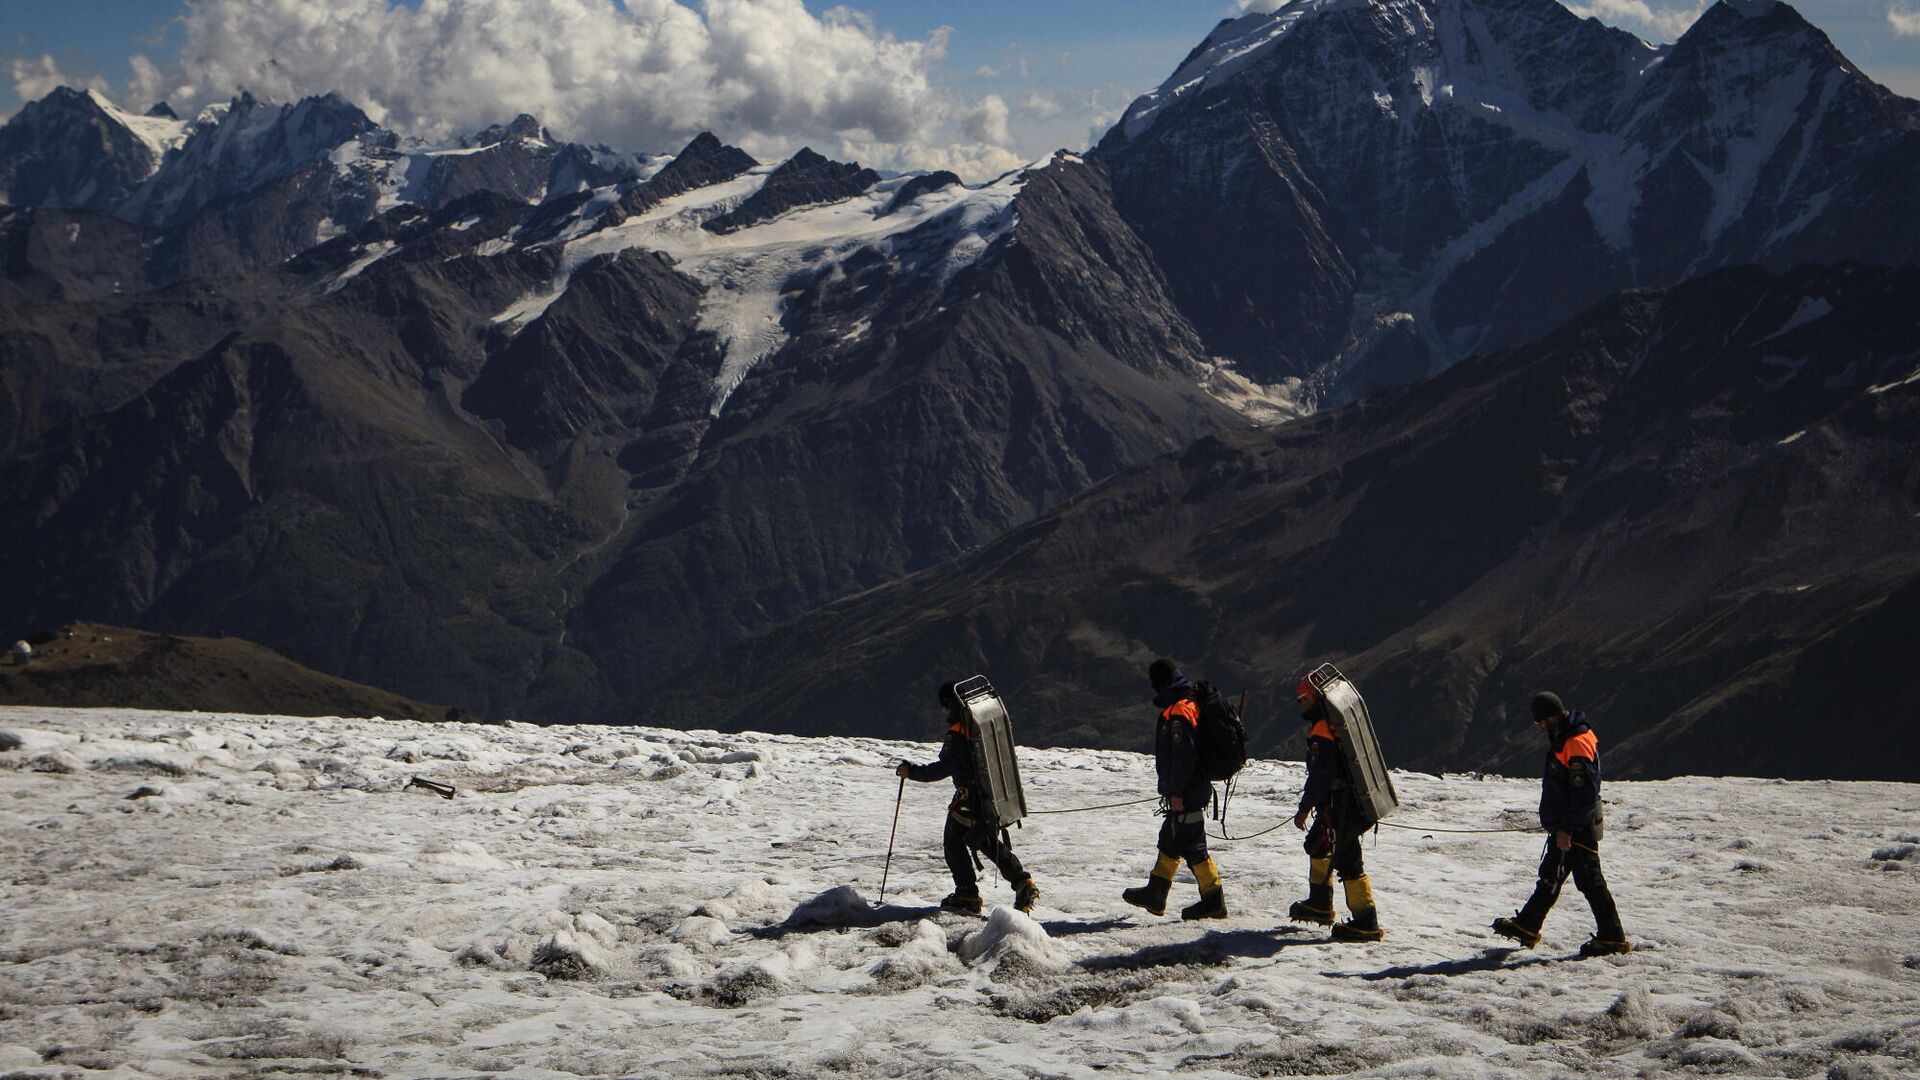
[468,113,550,148]
[703,146,880,234]
[1092,0,1920,399]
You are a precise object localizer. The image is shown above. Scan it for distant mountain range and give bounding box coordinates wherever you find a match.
[1,0,1915,778]
[658,261,1920,780]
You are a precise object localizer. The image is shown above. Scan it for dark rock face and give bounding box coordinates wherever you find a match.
[704,148,880,233]
[120,91,378,229]
[569,157,1237,715]
[0,145,1241,721]
[881,171,960,216]
[0,622,454,720]
[2,1,1915,777]
[0,87,166,212]
[1095,0,1920,402]
[606,132,759,225]
[654,264,1920,781]
[1,90,666,293]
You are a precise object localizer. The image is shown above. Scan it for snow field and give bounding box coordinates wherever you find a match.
[1,706,1917,1077]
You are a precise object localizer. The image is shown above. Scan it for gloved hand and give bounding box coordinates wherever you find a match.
[1554,829,1572,852]
[896,762,910,779]
[1294,809,1311,830]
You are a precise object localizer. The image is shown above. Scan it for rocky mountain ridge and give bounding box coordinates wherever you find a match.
[1096,0,1920,402]
[1,130,1240,726]
[655,262,1920,780]
[1,0,1916,778]
[0,88,670,294]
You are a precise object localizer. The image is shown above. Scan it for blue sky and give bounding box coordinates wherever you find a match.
[6,0,1919,169]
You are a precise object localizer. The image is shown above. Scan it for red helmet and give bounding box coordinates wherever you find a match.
[1295,673,1318,705]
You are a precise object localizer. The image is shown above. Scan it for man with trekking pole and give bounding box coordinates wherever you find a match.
[896,680,1040,914]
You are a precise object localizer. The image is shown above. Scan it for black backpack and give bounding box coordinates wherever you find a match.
[1192,681,1248,782]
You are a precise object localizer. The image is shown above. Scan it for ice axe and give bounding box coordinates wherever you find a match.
[879,772,905,905]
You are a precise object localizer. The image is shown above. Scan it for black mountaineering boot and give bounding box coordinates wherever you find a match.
[1288,883,1336,926]
[1492,916,1543,948]
[939,890,983,915]
[1329,876,1384,941]
[1122,854,1178,917]
[1579,925,1631,958]
[1180,858,1227,921]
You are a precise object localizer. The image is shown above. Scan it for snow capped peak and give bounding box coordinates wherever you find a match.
[116,90,376,228]
[465,113,550,149]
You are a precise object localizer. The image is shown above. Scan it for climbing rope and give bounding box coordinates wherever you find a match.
[1027,795,1159,815]
[1375,820,1536,836]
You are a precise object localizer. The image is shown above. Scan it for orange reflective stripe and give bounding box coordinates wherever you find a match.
[1555,730,1598,768]
[1309,718,1337,742]
[949,721,969,739]
[1161,699,1199,727]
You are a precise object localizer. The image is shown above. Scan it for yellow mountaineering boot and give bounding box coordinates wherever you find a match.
[1122,853,1179,916]
[1330,875,1385,941]
[1181,857,1227,921]
[1288,857,1336,925]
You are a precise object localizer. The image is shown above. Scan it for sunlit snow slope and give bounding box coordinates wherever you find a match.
[2,707,1916,1077]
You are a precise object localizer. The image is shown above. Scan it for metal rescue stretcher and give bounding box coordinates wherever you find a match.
[1303,663,1399,826]
[951,675,1028,828]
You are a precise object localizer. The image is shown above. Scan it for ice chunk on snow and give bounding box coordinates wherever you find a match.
[414,839,509,872]
[531,928,611,979]
[958,907,1071,971]
[783,885,872,929]
[573,911,621,950]
[672,915,732,948]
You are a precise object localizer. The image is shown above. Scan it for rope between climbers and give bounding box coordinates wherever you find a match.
[1375,820,1537,835]
[1027,796,1158,815]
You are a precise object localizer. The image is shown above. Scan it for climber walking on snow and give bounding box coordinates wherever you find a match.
[897,680,1040,915]
[1122,659,1228,921]
[1492,692,1631,957]
[1289,672,1386,942]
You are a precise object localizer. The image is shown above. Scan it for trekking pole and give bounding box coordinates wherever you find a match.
[879,774,906,905]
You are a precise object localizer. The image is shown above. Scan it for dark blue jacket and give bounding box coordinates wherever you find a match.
[1297,704,1348,815]
[906,720,978,810]
[1153,675,1212,807]
[1540,711,1602,833]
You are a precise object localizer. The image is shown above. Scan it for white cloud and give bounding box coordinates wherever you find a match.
[95,0,1015,176]
[961,94,1012,146]
[1018,91,1061,120]
[1891,8,1920,36]
[10,54,110,101]
[1236,0,1287,13]
[1561,0,1707,40]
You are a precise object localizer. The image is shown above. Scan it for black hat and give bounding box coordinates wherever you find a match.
[1148,659,1178,691]
[1529,691,1565,722]
[937,681,961,710]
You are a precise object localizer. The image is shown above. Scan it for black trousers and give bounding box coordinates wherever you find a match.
[1156,809,1210,864]
[1302,794,1366,881]
[1518,828,1623,938]
[944,813,1026,892]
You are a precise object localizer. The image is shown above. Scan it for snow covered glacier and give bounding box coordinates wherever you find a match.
[3,706,1916,1076]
